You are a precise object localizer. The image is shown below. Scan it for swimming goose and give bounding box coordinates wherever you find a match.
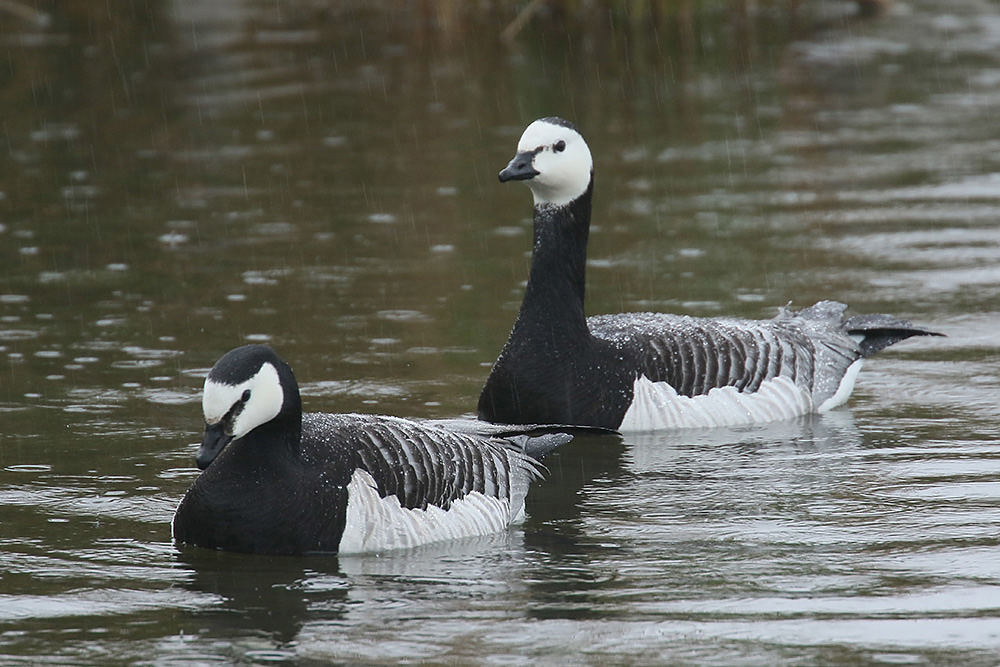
[478,117,941,431]
[172,344,579,555]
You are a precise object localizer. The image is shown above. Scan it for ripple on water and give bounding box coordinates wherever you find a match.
[120,346,182,360]
[0,329,39,341]
[0,294,30,304]
[110,359,163,369]
[242,269,289,285]
[375,309,432,323]
[0,584,209,623]
[0,483,177,524]
[138,388,195,405]
[305,379,408,399]
[60,404,124,414]
[4,464,53,473]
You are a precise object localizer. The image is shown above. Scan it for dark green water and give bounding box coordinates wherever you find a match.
[1,1,998,664]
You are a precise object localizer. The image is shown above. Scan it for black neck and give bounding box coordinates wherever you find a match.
[222,413,301,480]
[258,413,301,452]
[478,177,625,425]
[512,179,594,340]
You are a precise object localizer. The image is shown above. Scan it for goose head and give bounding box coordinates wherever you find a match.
[196,344,296,469]
[499,117,593,207]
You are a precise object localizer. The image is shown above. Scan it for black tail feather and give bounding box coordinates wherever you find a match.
[495,425,618,461]
[844,313,944,357]
[423,419,617,461]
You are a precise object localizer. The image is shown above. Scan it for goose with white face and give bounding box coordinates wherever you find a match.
[499,117,593,207]
[197,361,284,469]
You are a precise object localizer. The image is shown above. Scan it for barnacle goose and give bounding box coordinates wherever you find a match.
[172,344,581,555]
[478,117,942,431]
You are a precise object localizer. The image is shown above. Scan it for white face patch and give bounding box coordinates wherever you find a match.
[516,119,593,207]
[202,361,283,439]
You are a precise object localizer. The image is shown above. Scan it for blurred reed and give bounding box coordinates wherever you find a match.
[374,0,888,43]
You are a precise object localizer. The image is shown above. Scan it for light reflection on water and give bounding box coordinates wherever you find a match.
[1,0,999,664]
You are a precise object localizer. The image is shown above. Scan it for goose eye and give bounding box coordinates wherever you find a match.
[553,140,566,153]
[241,389,251,403]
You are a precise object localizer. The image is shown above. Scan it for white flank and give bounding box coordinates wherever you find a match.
[817,359,864,413]
[338,469,516,555]
[618,375,816,432]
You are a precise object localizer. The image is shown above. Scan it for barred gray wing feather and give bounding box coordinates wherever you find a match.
[312,414,541,513]
[588,306,860,402]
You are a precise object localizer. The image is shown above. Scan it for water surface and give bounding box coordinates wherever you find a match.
[1,1,998,664]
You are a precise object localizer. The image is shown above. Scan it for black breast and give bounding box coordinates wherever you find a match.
[478,334,634,429]
[172,421,355,555]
